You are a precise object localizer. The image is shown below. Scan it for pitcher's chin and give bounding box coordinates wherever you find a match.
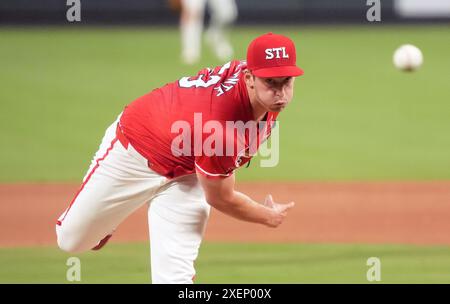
[271,103,287,112]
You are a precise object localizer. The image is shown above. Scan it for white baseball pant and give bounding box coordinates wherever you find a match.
[181,0,238,63]
[56,114,211,284]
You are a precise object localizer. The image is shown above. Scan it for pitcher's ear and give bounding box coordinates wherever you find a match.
[244,69,254,87]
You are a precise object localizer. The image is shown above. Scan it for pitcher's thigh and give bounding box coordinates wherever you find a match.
[149,174,210,283]
[56,173,153,253]
[56,118,165,253]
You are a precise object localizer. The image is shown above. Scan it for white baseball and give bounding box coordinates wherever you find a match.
[393,44,423,72]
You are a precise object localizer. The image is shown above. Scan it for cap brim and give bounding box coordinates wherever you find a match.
[252,66,304,78]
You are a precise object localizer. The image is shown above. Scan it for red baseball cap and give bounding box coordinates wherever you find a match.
[246,32,304,78]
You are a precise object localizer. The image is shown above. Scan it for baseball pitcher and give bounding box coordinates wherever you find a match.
[56,33,304,283]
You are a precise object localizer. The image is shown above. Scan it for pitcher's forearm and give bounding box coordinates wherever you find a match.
[206,191,272,225]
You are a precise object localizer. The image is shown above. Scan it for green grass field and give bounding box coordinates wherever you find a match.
[1,242,450,284]
[1,26,450,284]
[1,26,450,182]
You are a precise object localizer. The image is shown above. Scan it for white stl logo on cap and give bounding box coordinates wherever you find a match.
[265,47,289,60]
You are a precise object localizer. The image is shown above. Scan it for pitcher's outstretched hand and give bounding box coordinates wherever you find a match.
[263,194,295,228]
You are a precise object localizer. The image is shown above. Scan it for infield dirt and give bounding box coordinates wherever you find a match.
[1,182,449,247]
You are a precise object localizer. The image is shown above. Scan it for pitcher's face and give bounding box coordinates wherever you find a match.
[253,76,295,112]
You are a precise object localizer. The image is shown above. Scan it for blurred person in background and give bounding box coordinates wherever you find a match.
[170,0,238,64]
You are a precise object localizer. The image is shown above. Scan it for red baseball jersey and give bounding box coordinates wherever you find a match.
[119,60,278,179]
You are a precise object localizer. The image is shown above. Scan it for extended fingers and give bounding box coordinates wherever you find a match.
[264,194,274,208]
[279,201,295,212]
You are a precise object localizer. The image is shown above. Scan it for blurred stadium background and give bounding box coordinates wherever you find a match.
[2,0,450,25]
[1,0,450,283]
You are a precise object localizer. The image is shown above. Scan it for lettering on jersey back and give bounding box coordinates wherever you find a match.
[214,61,245,97]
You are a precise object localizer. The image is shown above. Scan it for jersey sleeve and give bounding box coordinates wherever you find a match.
[194,126,241,179]
[194,155,237,179]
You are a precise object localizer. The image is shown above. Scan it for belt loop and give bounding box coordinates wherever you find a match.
[116,123,129,149]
